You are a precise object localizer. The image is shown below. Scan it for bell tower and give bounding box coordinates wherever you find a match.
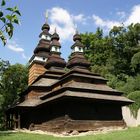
[28,14,51,85]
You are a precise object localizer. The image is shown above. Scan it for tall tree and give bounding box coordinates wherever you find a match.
[109,24,140,76]
[81,28,114,76]
[1,63,28,108]
[0,60,28,128]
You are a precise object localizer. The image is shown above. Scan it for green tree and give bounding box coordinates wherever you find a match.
[0,0,21,45]
[131,51,140,73]
[81,28,114,76]
[1,63,28,108]
[0,59,10,128]
[109,24,140,76]
[0,60,28,128]
[128,91,140,118]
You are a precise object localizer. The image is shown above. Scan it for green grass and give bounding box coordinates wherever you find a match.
[0,127,140,140]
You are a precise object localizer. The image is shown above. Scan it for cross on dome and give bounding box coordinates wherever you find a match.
[45,10,49,23]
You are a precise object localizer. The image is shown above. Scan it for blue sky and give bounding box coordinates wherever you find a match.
[1,0,140,64]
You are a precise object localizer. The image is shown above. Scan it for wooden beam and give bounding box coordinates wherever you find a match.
[18,114,21,129]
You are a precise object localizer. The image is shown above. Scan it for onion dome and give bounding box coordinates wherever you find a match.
[50,31,61,51]
[39,23,51,40]
[41,23,50,31]
[71,31,84,53]
[67,32,90,70]
[51,32,60,40]
[73,32,81,41]
[45,30,66,70]
[33,23,52,57]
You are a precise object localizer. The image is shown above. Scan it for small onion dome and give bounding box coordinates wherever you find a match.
[50,32,61,50]
[34,22,52,55]
[73,33,81,42]
[39,31,51,39]
[39,23,51,39]
[41,23,50,31]
[45,52,66,69]
[71,33,84,53]
[51,32,60,40]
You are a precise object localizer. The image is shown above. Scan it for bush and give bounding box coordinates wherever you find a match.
[128,91,140,118]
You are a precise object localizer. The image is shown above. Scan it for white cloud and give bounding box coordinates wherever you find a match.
[48,7,87,41]
[92,4,140,31]
[6,40,28,59]
[125,4,140,25]
[7,41,24,52]
[48,7,75,41]
[92,14,121,29]
[72,14,86,24]
[47,4,140,40]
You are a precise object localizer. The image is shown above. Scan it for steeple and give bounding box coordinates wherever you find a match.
[67,31,90,70]
[29,11,51,64]
[28,12,52,85]
[33,22,51,59]
[45,29,66,70]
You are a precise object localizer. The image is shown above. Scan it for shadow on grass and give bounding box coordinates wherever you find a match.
[0,131,16,137]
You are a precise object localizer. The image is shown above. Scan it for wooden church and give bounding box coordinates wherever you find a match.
[6,19,134,133]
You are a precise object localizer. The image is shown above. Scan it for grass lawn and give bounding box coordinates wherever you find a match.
[0,127,140,140]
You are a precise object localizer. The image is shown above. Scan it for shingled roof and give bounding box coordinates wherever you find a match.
[16,67,133,108]
[15,31,133,111]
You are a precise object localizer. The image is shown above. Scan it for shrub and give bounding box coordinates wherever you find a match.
[128,91,140,118]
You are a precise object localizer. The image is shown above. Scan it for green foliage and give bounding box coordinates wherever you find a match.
[81,28,113,76]
[0,59,28,128]
[0,0,21,45]
[115,74,140,118]
[0,59,10,128]
[1,63,28,108]
[131,52,140,73]
[0,59,9,75]
[128,91,140,118]
[118,75,140,95]
[106,74,126,89]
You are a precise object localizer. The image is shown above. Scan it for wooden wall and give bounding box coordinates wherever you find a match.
[28,63,46,85]
[19,98,125,132]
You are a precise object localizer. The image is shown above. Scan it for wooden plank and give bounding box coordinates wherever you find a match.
[33,120,126,132]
